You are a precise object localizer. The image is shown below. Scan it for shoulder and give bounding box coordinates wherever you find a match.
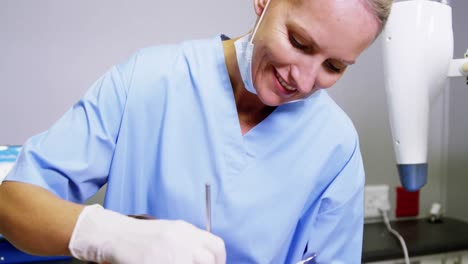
[302,90,364,213]
[124,35,222,72]
[303,90,359,158]
[114,35,223,91]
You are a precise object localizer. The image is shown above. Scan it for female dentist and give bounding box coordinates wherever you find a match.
[0,0,392,263]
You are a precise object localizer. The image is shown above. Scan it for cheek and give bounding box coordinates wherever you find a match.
[251,51,279,87]
[316,71,344,88]
[255,41,295,72]
[271,42,297,66]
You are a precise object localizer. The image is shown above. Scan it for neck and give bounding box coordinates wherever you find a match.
[222,37,275,130]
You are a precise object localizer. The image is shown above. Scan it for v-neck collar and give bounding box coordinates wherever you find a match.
[212,34,309,160]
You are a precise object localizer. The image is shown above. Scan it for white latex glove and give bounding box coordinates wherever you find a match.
[69,204,226,264]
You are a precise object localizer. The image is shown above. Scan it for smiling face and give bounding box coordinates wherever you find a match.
[250,0,379,106]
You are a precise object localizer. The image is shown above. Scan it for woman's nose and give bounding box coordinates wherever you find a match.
[289,59,322,94]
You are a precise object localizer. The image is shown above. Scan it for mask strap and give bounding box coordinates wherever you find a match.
[249,0,271,44]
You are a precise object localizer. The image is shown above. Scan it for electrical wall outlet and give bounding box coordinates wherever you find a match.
[364,185,390,218]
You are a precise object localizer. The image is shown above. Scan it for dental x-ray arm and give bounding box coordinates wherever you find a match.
[382,0,468,191]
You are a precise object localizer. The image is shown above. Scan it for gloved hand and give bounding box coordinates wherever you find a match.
[69,204,226,264]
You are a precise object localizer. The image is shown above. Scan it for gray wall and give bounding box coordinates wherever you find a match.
[447,0,468,221]
[0,0,255,144]
[0,0,465,218]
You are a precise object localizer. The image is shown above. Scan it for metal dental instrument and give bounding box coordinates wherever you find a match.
[296,253,317,264]
[205,183,211,232]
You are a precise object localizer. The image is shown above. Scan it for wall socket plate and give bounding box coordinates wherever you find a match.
[364,185,390,218]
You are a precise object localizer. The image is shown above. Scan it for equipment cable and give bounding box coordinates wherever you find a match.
[379,209,410,264]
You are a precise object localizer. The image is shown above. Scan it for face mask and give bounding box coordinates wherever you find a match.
[234,34,256,94]
[234,0,310,103]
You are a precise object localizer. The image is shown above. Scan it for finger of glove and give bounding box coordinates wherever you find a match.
[193,248,216,264]
[199,231,226,264]
[169,220,226,264]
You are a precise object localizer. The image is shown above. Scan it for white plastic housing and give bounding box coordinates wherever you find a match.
[382,0,453,164]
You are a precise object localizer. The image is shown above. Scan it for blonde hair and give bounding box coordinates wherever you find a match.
[362,0,393,35]
[286,0,393,36]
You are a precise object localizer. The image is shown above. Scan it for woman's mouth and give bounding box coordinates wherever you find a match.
[274,70,297,94]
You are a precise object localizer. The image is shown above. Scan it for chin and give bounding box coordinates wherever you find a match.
[258,97,278,107]
[257,92,287,107]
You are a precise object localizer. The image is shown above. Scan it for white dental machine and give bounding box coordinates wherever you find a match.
[382,0,468,191]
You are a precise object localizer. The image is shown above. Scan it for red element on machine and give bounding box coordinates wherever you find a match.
[396,186,419,217]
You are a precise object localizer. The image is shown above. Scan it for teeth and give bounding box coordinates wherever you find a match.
[275,71,297,91]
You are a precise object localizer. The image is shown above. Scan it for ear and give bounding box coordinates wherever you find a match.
[253,0,269,16]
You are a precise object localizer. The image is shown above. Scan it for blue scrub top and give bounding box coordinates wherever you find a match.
[6,35,365,263]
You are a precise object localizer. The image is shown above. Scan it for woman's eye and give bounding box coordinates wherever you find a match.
[289,34,308,51]
[325,61,342,73]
